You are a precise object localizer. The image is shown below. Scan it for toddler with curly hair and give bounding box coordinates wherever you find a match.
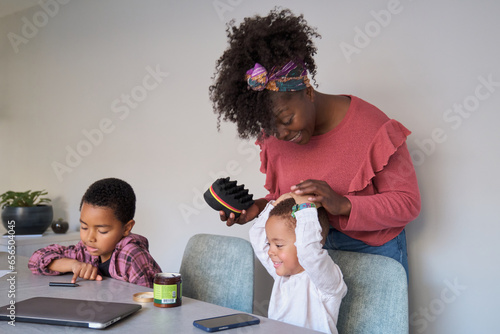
[249,192,347,333]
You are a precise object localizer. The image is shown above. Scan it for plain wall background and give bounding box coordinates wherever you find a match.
[1,1,499,333]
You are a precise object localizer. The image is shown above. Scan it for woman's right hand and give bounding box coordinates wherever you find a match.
[220,198,268,226]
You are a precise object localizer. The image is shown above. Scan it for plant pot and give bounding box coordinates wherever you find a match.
[1,205,54,235]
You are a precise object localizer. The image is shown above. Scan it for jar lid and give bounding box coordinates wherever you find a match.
[133,291,154,303]
[155,273,181,278]
[154,272,182,284]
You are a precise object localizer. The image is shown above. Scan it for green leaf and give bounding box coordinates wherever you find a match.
[0,189,51,208]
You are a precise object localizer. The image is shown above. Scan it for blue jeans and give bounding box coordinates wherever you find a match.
[324,228,409,280]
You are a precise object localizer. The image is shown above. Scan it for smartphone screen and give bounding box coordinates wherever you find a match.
[193,313,260,332]
[49,282,79,287]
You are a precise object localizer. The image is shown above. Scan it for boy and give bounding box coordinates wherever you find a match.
[29,178,162,288]
[249,193,347,334]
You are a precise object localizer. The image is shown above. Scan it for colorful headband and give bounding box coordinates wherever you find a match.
[245,60,310,92]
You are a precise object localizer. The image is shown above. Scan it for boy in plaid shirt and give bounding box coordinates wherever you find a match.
[29,178,161,288]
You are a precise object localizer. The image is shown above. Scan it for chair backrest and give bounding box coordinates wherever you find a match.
[179,233,254,313]
[328,250,408,334]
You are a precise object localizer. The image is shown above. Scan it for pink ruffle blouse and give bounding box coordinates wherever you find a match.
[257,95,421,246]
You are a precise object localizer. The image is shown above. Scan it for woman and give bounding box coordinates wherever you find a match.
[209,8,420,277]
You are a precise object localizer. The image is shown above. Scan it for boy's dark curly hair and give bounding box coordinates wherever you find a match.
[80,178,136,225]
[270,198,330,245]
[209,7,321,139]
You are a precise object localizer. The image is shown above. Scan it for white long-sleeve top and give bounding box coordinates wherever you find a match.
[249,202,348,334]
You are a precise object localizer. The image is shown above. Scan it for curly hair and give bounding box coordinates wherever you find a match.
[80,178,136,225]
[269,198,330,245]
[209,7,321,139]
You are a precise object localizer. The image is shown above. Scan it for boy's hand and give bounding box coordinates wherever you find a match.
[70,261,102,283]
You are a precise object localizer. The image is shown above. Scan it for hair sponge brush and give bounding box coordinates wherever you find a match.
[204,177,254,218]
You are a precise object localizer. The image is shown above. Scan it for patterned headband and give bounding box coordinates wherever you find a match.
[245,60,310,92]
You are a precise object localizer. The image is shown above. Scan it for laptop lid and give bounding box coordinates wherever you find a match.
[0,296,141,329]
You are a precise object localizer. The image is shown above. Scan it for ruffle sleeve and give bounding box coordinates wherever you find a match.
[257,138,268,175]
[347,119,411,194]
[256,137,279,201]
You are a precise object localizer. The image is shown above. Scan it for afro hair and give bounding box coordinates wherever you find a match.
[209,7,321,139]
[80,178,136,225]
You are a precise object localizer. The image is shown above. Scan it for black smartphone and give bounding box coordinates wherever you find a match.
[49,282,79,287]
[193,313,260,332]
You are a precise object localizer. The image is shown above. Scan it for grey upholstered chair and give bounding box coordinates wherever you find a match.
[328,250,409,334]
[179,233,254,313]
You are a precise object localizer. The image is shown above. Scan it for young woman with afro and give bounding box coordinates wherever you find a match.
[209,7,420,278]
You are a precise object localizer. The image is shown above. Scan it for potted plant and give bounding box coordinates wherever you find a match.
[1,190,53,235]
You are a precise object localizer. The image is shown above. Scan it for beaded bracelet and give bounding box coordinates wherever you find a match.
[291,203,317,218]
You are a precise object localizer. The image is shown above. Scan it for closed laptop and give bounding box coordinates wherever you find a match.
[0,296,141,329]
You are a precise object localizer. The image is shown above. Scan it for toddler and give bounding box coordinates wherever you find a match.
[249,193,347,334]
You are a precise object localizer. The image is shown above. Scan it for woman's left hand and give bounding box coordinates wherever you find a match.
[291,179,352,216]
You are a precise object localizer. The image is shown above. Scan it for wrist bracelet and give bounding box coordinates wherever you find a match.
[291,203,316,218]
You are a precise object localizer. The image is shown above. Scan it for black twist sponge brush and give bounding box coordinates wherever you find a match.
[204,177,254,218]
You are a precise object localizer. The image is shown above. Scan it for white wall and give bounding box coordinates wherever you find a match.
[1,1,499,333]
